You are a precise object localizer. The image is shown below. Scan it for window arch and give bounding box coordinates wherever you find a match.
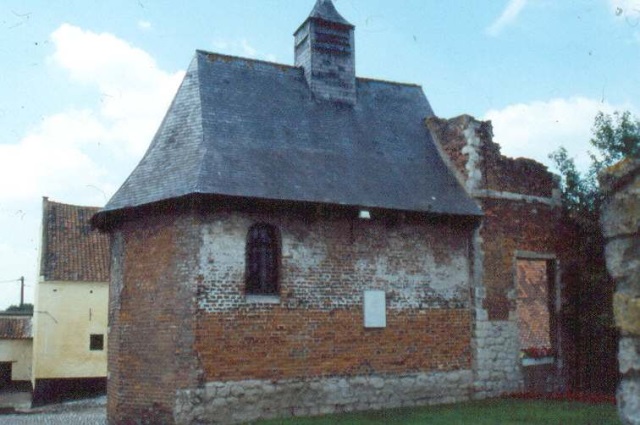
[245,223,280,295]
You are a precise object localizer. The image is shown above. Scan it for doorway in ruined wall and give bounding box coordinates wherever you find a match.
[516,256,560,394]
[0,362,11,388]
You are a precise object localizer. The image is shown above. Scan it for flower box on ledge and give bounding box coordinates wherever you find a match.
[521,347,555,366]
[522,356,555,367]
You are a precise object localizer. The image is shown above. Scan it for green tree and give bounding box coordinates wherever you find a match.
[590,111,640,174]
[550,111,640,216]
[549,110,639,393]
[4,303,33,314]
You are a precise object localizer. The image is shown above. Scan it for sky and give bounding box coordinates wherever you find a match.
[0,0,639,309]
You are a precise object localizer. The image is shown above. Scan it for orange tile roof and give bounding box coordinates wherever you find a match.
[0,316,32,339]
[40,198,110,282]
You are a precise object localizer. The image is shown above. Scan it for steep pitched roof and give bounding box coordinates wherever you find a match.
[307,0,353,27]
[41,198,110,282]
[94,51,481,226]
[0,316,32,339]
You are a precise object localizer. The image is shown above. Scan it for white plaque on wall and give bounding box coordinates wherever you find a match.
[364,290,386,328]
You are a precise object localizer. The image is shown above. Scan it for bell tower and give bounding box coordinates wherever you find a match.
[294,0,356,105]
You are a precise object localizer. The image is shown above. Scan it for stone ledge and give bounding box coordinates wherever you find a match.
[471,189,560,206]
[599,158,640,193]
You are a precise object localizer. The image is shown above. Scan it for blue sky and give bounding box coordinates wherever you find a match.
[0,0,639,308]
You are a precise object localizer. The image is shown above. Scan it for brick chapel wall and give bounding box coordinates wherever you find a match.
[173,206,476,424]
[194,211,472,378]
[107,210,201,425]
[600,159,640,424]
[427,115,563,397]
[105,202,476,425]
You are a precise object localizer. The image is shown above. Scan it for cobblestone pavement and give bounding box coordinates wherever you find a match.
[0,397,106,425]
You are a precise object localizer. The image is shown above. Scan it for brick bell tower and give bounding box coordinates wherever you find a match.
[294,0,356,105]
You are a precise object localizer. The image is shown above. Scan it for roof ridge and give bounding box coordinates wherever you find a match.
[196,50,298,71]
[357,76,422,88]
[193,54,209,194]
[45,198,102,210]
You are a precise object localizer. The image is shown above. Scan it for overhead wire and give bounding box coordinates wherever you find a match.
[0,278,20,284]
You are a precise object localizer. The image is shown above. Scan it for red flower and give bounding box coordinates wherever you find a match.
[522,346,554,358]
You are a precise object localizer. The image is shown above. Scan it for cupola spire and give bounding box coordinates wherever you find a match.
[294,0,356,105]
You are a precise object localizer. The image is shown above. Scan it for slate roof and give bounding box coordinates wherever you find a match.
[0,316,32,339]
[306,0,353,27]
[41,198,110,282]
[94,51,481,225]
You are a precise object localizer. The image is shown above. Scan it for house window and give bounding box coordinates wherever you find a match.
[245,223,280,295]
[90,334,104,351]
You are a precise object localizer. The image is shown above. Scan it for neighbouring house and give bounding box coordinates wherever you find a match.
[0,312,32,391]
[92,1,565,424]
[32,197,110,405]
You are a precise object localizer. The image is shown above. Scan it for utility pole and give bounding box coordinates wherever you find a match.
[20,276,24,308]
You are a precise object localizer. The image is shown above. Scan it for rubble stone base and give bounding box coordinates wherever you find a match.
[175,371,473,425]
[474,320,523,398]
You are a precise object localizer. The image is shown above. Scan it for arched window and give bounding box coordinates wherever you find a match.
[245,224,280,295]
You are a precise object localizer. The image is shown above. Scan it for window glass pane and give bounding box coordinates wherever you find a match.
[246,224,279,295]
[90,334,104,351]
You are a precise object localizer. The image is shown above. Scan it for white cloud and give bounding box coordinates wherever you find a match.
[0,24,184,308]
[50,24,184,156]
[240,39,258,57]
[483,97,632,173]
[0,110,107,201]
[211,38,277,62]
[0,24,184,204]
[212,39,229,50]
[487,0,528,37]
[138,20,152,31]
[0,240,36,307]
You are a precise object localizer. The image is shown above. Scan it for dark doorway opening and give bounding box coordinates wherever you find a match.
[0,362,12,388]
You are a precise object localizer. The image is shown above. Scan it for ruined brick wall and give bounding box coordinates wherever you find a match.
[482,141,556,198]
[516,260,552,350]
[426,115,473,183]
[107,202,476,424]
[481,199,558,321]
[428,115,562,397]
[107,210,201,425]
[600,159,640,425]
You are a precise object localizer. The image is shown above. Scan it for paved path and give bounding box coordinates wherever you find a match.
[0,390,31,411]
[0,397,106,425]
[0,409,106,424]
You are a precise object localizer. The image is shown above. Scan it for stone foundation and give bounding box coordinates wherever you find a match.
[473,320,522,398]
[175,371,473,425]
[601,159,640,425]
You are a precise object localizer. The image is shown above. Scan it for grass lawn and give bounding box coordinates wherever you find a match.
[250,399,620,425]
